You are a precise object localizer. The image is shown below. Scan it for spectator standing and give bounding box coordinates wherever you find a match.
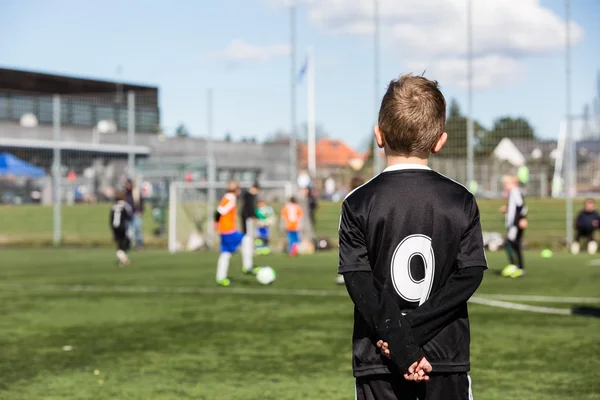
[125,178,145,249]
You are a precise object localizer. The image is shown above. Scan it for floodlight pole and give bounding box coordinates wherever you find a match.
[207,88,216,244]
[290,5,298,190]
[466,0,475,189]
[565,0,574,244]
[373,0,383,175]
[127,91,135,177]
[52,95,62,246]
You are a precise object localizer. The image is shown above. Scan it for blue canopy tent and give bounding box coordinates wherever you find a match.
[0,152,46,177]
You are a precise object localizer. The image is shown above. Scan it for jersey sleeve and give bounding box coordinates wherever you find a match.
[456,197,488,270]
[217,195,235,215]
[338,201,371,273]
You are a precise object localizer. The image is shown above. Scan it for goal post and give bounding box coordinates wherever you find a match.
[168,180,293,253]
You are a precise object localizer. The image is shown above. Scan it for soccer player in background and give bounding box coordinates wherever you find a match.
[572,198,600,255]
[214,180,257,287]
[499,175,528,278]
[336,176,365,285]
[281,197,303,256]
[338,74,487,400]
[255,199,275,255]
[110,191,133,266]
[241,182,260,237]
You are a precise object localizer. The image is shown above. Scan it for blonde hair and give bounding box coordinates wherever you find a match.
[378,74,446,157]
[502,175,518,185]
[226,180,240,193]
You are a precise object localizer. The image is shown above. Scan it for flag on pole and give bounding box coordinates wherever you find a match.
[297,56,309,84]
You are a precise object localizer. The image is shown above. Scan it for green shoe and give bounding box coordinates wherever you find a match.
[216,278,231,287]
[510,268,525,278]
[243,266,259,276]
[501,264,518,277]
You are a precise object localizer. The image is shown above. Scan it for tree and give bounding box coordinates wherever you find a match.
[442,98,489,157]
[490,117,535,140]
[175,124,189,137]
[448,99,461,118]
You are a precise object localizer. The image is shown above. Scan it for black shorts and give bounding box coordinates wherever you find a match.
[576,228,595,241]
[355,373,472,400]
[112,228,130,251]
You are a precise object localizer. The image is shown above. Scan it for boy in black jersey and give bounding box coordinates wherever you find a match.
[338,74,487,400]
[110,191,133,266]
[499,175,528,278]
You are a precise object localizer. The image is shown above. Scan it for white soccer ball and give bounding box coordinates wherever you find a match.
[256,266,276,285]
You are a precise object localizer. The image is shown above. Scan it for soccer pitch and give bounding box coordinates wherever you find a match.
[0,249,599,400]
[0,198,573,248]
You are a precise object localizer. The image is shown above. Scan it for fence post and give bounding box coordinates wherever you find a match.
[127,91,136,177]
[168,181,177,253]
[206,154,217,247]
[52,94,61,246]
[540,172,547,198]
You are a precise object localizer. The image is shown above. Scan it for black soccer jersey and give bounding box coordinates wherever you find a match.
[338,164,487,377]
[110,201,133,231]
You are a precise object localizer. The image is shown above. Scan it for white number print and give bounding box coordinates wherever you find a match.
[112,209,122,228]
[390,234,435,305]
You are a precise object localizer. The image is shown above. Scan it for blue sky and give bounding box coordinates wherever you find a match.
[1,0,598,150]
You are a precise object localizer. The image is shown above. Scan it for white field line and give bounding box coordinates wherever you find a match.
[1,283,598,308]
[479,294,600,304]
[469,297,572,315]
[0,283,347,298]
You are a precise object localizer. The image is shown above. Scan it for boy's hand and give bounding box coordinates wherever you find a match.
[518,218,528,229]
[376,340,431,382]
[499,205,507,214]
[404,357,432,382]
[377,340,391,359]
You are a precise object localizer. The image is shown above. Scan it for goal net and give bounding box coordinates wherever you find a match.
[168,180,293,253]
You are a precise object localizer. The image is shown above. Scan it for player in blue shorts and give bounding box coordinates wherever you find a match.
[214,181,257,286]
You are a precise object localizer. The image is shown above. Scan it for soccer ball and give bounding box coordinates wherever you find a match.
[256,266,276,285]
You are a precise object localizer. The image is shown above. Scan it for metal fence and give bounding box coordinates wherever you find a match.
[0,89,296,247]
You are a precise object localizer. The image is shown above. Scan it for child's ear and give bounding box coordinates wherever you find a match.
[431,132,447,154]
[374,125,385,149]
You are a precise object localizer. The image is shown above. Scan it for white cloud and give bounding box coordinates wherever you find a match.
[212,39,290,64]
[272,0,584,89]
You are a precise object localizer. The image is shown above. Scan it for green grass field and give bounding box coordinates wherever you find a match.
[1,248,599,399]
[0,198,581,248]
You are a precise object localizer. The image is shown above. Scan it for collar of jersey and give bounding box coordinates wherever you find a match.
[383,164,431,173]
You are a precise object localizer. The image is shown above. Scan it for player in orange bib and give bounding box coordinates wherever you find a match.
[281,197,303,256]
[214,180,256,286]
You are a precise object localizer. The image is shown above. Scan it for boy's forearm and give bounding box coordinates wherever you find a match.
[343,271,424,372]
[403,266,485,346]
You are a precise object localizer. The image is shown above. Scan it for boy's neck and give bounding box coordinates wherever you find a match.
[386,155,429,168]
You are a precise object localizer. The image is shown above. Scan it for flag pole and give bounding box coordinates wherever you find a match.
[307,46,317,178]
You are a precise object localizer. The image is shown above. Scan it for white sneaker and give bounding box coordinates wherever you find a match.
[116,250,130,266]
[588,241,598,255]
[571,242,580,255]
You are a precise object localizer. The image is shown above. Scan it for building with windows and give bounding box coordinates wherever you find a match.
[0,68,158,202]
